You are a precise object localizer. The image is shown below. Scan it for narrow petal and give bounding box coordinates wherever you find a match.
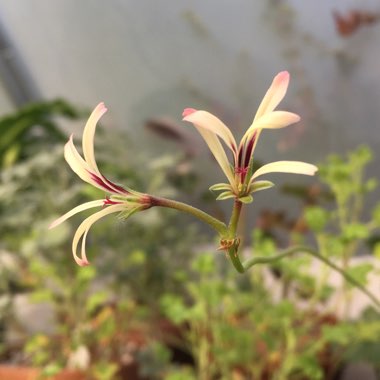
[64,135,94,183]
[242,111,300,144]
[82,102,107,175]
[183,109,237,153]
[72,204,126,266]
[251,161,318,181]
[196,127,236,189]
[65,135,120,193]
[49,200,105,229]
[254,71,290,120]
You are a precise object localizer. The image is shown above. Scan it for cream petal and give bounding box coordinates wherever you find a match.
[242,111,300,144]
[254,71,290,120]
[64,135,92,180]
[49,200,105,229]
[183,110,237,153]
[251,161,318,181]
[72,204,126,266]
[196,127,236,189]
[82,102,107,175]
[64,135,111,192]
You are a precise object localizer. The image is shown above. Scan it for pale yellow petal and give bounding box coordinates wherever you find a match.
[82,102,107,174]
[254,71,290,120]
[64,135,109,192]
[72,204,125,266]
[49,200,104,229]
[251,161,318,181]
[196,127,236,189]
[183,110,237,153]
[242,111,300,143]
[64,135,92,179]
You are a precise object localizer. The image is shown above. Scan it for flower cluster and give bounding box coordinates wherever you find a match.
[49,103,149,266]
[182,71,317,203]
[50,72,317,266]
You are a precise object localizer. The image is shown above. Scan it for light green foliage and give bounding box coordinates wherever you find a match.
[0,99,80,168]
[2,99,380,380]
[0,121,202,377]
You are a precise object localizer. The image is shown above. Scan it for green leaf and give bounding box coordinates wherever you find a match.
[304,206,329,232]
[342,223,370,243]
[249,180,274,193]
[346,263,373,287]
[216,191,235,201]
[372,203,380,226]
[86,291,108,314]
[209,183,231,192]
[238,194,253,204]
[322,323,355,345]
[160,294,188,324]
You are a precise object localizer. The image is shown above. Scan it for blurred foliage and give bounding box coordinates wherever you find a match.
[0,108,202,378]
[0,97,379,380]
[0,99,80,168]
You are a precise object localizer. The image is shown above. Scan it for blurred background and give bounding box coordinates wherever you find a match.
[1,1,380,379]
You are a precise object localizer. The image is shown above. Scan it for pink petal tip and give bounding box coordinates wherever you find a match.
[276,71,290,82]
[75,258,90,267]
[182,108,197,118]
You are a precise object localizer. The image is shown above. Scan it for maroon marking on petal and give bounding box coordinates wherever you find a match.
[235,166,249,183]
[89,172,120,193]
[243,131,257,169]
[88,171,128,195]
[103,177,129,194]
[103,197,122,206]
[235,167,248,175]
[237,146,244,168]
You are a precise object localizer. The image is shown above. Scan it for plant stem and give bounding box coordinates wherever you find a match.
[227,200,245,273]
[243,245,380,311]
[228,199,243,236]
[149,195,228,236]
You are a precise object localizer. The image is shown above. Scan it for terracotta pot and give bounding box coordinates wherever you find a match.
[0,366,85,380]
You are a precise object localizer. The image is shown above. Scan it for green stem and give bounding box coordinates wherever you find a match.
[228,199,243,236]
[149,195,227,236]
[227,200,244,273]
[228,244,245,273]
[243,245,380,312]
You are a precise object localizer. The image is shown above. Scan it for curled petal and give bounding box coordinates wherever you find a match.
[254,71,290,120]
[251,161,318,181]
[183,110,237,153]
[82,102,107,175]
[72,204,126,266]
[64,135,93,183]
[49,200,105,229]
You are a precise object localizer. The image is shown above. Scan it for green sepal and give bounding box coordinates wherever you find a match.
[238,195,253,204]
[209,183,232,192]
[249,180,275,193]
[118,205,145,220]
[216,191,235,201]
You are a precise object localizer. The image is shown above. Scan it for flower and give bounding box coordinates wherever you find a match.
[182,71,318,203]
[49,103,148,266]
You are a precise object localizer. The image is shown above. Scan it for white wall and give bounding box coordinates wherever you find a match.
[0,0,379,224]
